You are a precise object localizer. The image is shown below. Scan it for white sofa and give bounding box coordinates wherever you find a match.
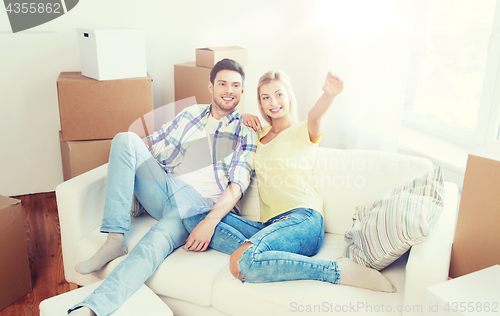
[56,148,459,316]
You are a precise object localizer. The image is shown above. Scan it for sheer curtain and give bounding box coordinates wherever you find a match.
[318,0,417,152]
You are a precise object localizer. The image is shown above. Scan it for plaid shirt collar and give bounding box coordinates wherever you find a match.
[199,104,241,127]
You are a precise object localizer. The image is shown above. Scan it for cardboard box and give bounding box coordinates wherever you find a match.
[57,72,153,141]
[174,62,244,113]
[0,195,32,311]
[60,131,112,181]
[449,140,500,278]
[195,46,248,69]
[77,28,147,81]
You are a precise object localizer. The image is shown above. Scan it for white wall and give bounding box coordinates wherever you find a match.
[0,0,329,196]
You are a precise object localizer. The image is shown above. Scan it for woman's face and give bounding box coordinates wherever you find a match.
[259,81,291,121]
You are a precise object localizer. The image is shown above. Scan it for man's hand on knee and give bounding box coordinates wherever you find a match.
[182,217,218,252]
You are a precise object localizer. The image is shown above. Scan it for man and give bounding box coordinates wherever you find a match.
[69,59,257,316]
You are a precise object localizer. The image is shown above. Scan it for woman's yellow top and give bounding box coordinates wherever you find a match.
[255,121,324,223]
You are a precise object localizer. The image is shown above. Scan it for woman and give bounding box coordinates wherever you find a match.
[183,70,395,292]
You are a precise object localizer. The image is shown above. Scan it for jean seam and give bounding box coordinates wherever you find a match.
[137,154,170,199]
[241,251,332,282]
[217,227,245,243]
[229,215,264,230]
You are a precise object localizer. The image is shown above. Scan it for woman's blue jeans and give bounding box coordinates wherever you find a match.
[69,132,214,316]
[183,208,340,284]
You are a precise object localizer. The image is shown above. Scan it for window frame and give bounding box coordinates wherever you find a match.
[402,0,500,147]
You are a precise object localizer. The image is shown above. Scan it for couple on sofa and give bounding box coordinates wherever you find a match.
[68,59,395,316]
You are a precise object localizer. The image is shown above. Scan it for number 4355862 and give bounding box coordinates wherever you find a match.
[444,302,499,313]
[5,3,61,14]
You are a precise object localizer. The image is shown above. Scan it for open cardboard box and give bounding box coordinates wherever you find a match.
[449,139,500,278]
[195,46,247,69]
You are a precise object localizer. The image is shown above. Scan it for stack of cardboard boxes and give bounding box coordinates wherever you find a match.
[57,73,153,181]
[174,46,247,114]
[58,28,153,181]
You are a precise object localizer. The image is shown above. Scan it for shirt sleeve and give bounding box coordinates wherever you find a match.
[228,123,258,195]
[148,110,184,146]
[310,131,323,144]
[147,107,192,159]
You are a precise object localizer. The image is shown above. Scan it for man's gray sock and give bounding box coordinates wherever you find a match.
[75,232,126,275]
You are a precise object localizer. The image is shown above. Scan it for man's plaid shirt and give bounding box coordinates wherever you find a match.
[148,104,257,213]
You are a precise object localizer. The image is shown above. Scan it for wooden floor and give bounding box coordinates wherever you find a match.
[1,192,71,316]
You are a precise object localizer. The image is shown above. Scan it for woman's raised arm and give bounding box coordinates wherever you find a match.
[307,71,344,141]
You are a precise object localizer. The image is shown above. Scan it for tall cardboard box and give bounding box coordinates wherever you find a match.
[60,132,112,181]
[174,62,244,113]
[0,196,32,311]
[449,140,500,278]
[57,72,153,141]
[195,46,248,69]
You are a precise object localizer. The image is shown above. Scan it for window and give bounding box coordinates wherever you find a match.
[403,0,500,146]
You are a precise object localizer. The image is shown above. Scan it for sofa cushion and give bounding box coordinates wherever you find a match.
[343,167,445,270]
[75,213,231,307]
[212,233,406,316]
[146,247,230,306]
[313,148,433,236]
[241,148,434,236]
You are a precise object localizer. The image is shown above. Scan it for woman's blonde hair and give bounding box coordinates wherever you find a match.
[257,70,298,125]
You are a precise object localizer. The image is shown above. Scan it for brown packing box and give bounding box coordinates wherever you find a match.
[0,196,32,311]
[57,72,153,141]
[174,62,245,113]
[449,140,500,278]
[195,46,248,69]
[60,131,112,181]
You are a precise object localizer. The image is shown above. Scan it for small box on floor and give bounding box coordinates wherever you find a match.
[60,131,112,181]
[0,195,32,312]
[77,28,147,81]
[57,72,153,141]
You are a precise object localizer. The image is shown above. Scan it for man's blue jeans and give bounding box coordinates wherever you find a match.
[183,208,341,284]
[69,132,214,316]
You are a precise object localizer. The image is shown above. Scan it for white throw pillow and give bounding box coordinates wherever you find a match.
[343,167,445,270]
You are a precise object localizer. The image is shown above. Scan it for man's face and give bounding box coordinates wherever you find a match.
[209,70,244,118]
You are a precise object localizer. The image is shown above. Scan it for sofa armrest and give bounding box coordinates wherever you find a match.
[55,164,108,284]
[402,181,459,315]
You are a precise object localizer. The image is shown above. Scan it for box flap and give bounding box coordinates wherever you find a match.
[76,28,144,35]
[207,46,244,51]
[471,139,500,162]
[57,72,152,83]
[0,195,21,210]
